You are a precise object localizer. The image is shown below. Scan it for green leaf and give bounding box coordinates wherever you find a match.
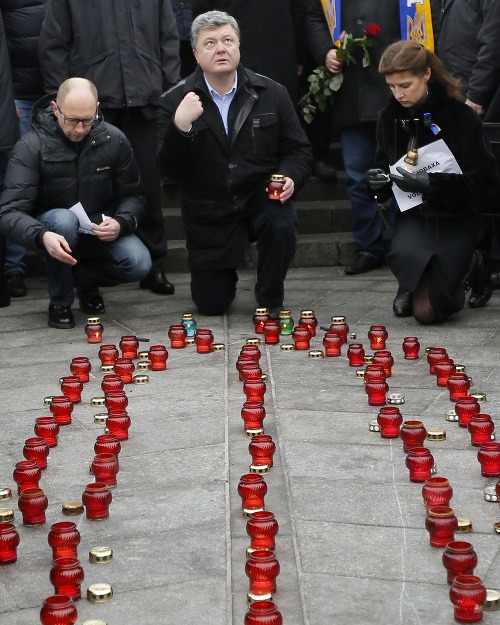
[328,74,343,91]
[318,100,327,113]
[310,82,320,94]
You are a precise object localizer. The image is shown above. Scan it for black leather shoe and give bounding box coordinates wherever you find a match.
[6,271,27,297]
[490,265,500,288]
[0,285,10,308]
[78,287,106,314]
[469,286,494,308]
[465,250,493,308]
[312,160,337,180]
[392,288,412,317]
[48,302,75,329]
[140,271,175,295]
[345,252,384,275]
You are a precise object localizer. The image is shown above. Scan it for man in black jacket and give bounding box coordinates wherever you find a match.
[0,78,152,328]
[158,11,311,316]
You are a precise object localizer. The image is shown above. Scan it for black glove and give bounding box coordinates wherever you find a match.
[390,167,429,193]
[367,168,391,191]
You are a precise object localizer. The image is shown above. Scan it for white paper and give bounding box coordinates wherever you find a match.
[390,138,463,212]
[69,202,96,235]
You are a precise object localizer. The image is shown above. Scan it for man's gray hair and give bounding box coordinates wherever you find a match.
[190,10,240,49]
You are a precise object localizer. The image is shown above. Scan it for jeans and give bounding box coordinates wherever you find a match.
[15,99,35,135]
[38,209,152,306]
[340,123,385,258]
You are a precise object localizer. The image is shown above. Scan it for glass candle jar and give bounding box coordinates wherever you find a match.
[468,414,495,447]
[34,417,59,448]
[262,319,281,345]
[101,374,124,394]
[94,434,121,458]
[241,400,266,436]
[85,317,103,343]
[244,600,283,625]
[194,328,214,353]
[477,442,500,477]
[18,487,48,526]
[91,453,119,487]
[434,359,456,387]
[82,483,112,520]
[39,595,78,625]
[148,344,168,370]
[329,316,349,344]
[245,550,280,599]
[449,574,486,623]
[447,373,471,402]
[49,396,74,426]
[291,326,311,351]
[247,511,279,553]
[238,474,267,516]
[59,376,83,404]
[249,435,276,473]
[298,310,318,338]
[377,406,403,438]
[243,379,267,402]
[425,505,458,547]
[365,376,389,406]
[367,325,388,350]
[422,477,453,510]
[119,335,139,359]
[237,353,257,376]
[442,542,478,585]
[98,344,119,367]
[253,308,269,334]
[69,357,91,383]
[168,324,188,348]
[113,357,135,384]
[23,437,50,470]
[427,347,448,374]
[322,332,343,357]
[13,460,41,494]
[400,420,427,452]
[372,350,394,378]
[406,447,434,482]
[240,362,263,383]
[267,174,285,200]
[104,390,128,414]
[105,410,131,441]
[181,312,197,337]
[240,345,262,363]
[278,310,294,335]
[363,364,386,382]
[48,522,80,561]
[456,396,481,428]
[402,336,420,360]
[347,343,365,366]
[0,523,20,564]
[50,557,84,600]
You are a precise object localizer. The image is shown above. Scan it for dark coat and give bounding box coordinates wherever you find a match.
[0,94,145,250]
[306,0,441,128]
[1,0,46,100]
[191,0,306,102]
[0,11,19,150]
[38,0,180,109]
[171,0,192,42]
[158,65,311,269]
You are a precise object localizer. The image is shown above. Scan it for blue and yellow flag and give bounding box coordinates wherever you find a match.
[400,0,435,51]
[321,0,342,44]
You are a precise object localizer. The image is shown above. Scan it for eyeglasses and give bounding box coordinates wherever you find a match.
[57,106,97,127]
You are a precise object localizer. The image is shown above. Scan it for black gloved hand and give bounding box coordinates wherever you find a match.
[367,168,391,191]
[390,166,429,193]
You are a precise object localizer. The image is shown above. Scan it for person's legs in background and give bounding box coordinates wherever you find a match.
[190,268,238,315]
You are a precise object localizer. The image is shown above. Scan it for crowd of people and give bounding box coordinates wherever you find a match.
[0,0,499,327]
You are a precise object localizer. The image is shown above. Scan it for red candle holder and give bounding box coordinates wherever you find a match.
[402,336,420,360]
[427,347,448,374]
[39,595,78,625]
[477,442,500,476]
[291,326,311,351]
[194,328,214,353]
[49,395,73,425]
[323,331,343,357]
[253,309,270,334]
[262,319,281,345]
[247,511,279,554]
[69,357,91,383]
[106,410,131,441]
[85,316,103,344]
[82,482,112,520]
[243,378,266,402]
[377,406,403,438]
[237,353,257,375]
[18,487,48,526]
[400,420,427,452]
[48,522,81,561]
[425,505,458,547]
[249,435,276,474]
[372,350,394,378]
[240,345,262,363]
[59,376,83,404]
[238,474,267,516]
[246,550,280,601]
[148,344,168,370]
[34,416,60,448]
[347,343,365,366]
[98,344,119,367]
[240,362,263,382]
[422,477,453,510]
[168,323,188,348]
[449,574,486,623]
[13,460,41,494]
[0,523,20,564]
[23,436,50,470]
[245,600,283,625]
[113,357,135,383]
[241,400,266,436]
[456,396,481,428]
[442,542,478,585]
[468,413,494,447]
[101,373,124,394]
[329,316,349,343]
[104,389,128,414]
[267,174,285,200]
[50,557,84,600]
[433,358,456,387]
[365,376,388,406]
[119,334,139,359]
[94,434,121,458]
[447,373,471,401]
[367,325,388,350]
[298,310,318,337]
[406,447,434,482]
[363,364,386,382]
[91,453,119,487]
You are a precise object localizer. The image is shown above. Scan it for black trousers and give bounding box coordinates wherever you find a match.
[101,107,167,270]
[190,200,298,315]
[0,234,9,307]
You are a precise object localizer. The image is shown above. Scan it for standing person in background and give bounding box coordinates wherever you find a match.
[171,0,196,78]
[38,0,180,296]
[307,0,440,276]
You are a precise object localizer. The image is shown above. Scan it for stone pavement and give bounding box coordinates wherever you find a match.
[1,266,499,625]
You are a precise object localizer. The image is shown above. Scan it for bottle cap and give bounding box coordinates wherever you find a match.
[87,583,113,602]
[280,344,295,351]
[456,517,473,533]
[246,338,261,345]
[91,397,106,407]
[100,365,114,373]
[0,508,14,522]
[62,500,84,515]
[485,589,500,611]
[212,343,226,351]
[446,409,459,422]
[44,396,54,406]
[133,374,149,384]
[427,428,446,441]
[0,488,12,501]
[89,546,114,564]
[387,393,405,405]
[471,392,486,402]
[483,485,498,502]
[86,317,101,324]
[369,420,381,432]
[94,413,108,424]
[137,351,150,360]
[308,350,324,359]
[137,360,151,370]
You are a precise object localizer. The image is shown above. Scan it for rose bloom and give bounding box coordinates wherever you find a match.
[364,23,381,38]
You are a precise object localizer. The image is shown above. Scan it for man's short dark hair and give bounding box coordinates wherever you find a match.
[190,10,240,49]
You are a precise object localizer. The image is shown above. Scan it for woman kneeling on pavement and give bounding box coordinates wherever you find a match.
[368,40,499,324]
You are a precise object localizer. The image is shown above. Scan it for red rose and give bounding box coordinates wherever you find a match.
[364,23,381,38]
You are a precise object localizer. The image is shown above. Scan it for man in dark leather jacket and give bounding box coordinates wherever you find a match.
[0,77,152,328]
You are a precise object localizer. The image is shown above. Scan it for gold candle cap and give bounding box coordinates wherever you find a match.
[212,343,226,351]
[62,500,84,516]
[137,360,151,370]
[100,365,114,373]
[300,309,315,317]
[248,591,273,604]
[471,392,486,402]
[245,428,264,438]
[369,420,381,432]
[483,485,498,502]
[308,350,324,359]
[83,621,108,625]
[0,488,12,501]
[350,332,357,340]
[255,308,269,315]
[261,374,268,384]
[182,312,194,320]
[427,428,446,441]
[430,464,437,475]
[356,369,365,379]
[454,364,466,373]
[279,310,291,318]
[330,315,346,323]
[87,583,113,602]
[249,464,270,475]
[446,409,459,422]
[280,343,295,351]
[494,522,500,534]
[185,337,195,346]
[86,316,101,324]
[0,508,14,523]
[246,338,261,345]
[387,393,405,405]
[89,546,114,564]
[93,413,108,424]
[133,374,149,384]
[456,517,473,533]
[364,355,374,364]
[137,350,150,360]
[485,589,500,611]
[424,347,433,355]
[91,397,106,407]
[44,396,54,406]
[467,376,473,387]
[270,174,285,183]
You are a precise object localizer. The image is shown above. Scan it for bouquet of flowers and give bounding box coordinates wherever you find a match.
[300,23,381,123]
